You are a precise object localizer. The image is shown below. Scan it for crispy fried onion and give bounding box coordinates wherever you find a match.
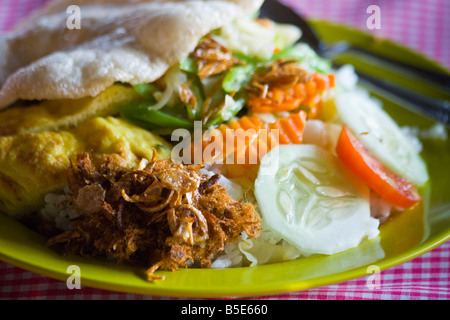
[249,59,312,97]
[190,35,238,80]
[45,152,260,281]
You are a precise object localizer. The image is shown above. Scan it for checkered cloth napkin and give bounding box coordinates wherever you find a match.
[0,0,449,300]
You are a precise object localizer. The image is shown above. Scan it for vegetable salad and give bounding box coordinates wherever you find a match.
[116,15,428,259]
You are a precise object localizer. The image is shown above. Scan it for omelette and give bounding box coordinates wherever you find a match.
[0,82,173,217]
[0,113,172,217]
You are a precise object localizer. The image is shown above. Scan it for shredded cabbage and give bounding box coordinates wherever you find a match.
[238,236,302,267]
[217,16,301,61]
[150,65,187,110]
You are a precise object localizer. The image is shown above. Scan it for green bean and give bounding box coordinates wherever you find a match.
[222,64,255,93]
[118,102,194,129]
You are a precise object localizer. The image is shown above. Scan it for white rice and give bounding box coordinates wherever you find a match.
[40,186,80,231]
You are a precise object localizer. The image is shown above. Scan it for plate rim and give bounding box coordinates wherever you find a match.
[1,229,449,297]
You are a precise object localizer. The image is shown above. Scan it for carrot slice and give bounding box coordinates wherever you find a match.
[196,111,307,165]
[313,73,328,91]
[328,74,336,88]
[279,118,301,144]
[248,73,335,114]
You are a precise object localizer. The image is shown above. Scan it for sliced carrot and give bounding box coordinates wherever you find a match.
[226,119,240,130]
[248,116,264,128]
[248,73,335,114]
[279,118,301,144]
[305,80,317,96]
[313,73,336,92]
[290,111,307,130]
[293,83,306,99]
[238,116,261,130]
[328,73,336,88]
[313,73,328,91]
[269,121,290,144]
[193,111,307,165]
[271,88,284,103]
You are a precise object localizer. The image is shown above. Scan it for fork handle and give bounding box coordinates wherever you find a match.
[323,43,450,90]
[355,71,450,125]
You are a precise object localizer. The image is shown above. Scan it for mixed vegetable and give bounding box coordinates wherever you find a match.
[118,17,333,131]
[116,15,428,256]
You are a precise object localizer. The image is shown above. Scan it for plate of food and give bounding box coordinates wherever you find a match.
[0,0,449,298]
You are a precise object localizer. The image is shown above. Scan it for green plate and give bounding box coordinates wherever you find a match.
[1,21,449,298]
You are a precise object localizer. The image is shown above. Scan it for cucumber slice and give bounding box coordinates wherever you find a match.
[255,145,379,255]
[335,90,429,186]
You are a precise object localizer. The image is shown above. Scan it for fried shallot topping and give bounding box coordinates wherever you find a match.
[249,59,312,97]
[190,35,238,80]
[45,152,260,281]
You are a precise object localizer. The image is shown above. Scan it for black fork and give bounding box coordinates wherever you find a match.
[260,0,450,125]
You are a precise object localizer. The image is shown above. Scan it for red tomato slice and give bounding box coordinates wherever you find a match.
[336,125,421,209]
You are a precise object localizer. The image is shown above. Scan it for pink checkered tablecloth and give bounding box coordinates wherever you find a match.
[0,0,449,300]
